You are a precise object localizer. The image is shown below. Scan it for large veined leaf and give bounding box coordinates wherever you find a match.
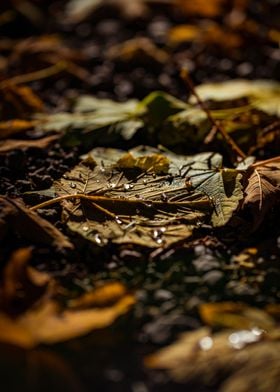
[193,79,280,116]
[51,147,211,248]
[35,147,243,248]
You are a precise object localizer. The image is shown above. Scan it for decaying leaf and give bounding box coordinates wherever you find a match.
[0,83,44,119]
[193,79,280,116]
[0,282,135,348]
[0,119,37,139]
[49,147,211,248]
[32,147,244,248]
[65,0,150,22]
[0,197,73,250]
[175,0,226,17]
[241,157,280,228]
[146,326,280,391]
[199,302,275,330]
[0,247,51,314]
[0,134,59,153]
[0,246,135,348]
[168,23,242,50]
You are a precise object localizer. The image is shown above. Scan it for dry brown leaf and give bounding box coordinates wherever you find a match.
[0,245,134,348]
[0,197,73,250]
[242,157,280,228]
[0,247,51,314]
[0,84,44,117]
[68,282,127,309]
[176,0,226,17]
[0,134,59,153]
[199,302,275,330]
[146,326,280,391]
[168,23,242,49]
[0,119,37,139]
[0,285,135,348]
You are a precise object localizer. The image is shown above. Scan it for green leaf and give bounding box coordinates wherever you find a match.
[140,91,187,125]
[36,96,144,146]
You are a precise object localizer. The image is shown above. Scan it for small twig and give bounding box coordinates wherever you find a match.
[180,68,246,160]
[0,62,67,89]
[203,125,218,144]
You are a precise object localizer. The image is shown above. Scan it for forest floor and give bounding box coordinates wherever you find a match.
[0,1,280,391]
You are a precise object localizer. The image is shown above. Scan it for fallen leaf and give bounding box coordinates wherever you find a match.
[0,283,135,348]
[176,0,226,17]
[0,134,59,153]
[0,247,51,314]
[146,326,280,391]
[37,95,144,146]
[192,79,280,117]
[169,23,242,50]
[0,119,36,139]
[65,0,150,22]
[68,282,127,309]
[199,302,275,330]
[0,197,73,250]
[241,157,280,228]
[37,147,213,248]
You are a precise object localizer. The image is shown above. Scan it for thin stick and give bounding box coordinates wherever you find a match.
[180,68,246,159]
[0,62,67,89]
[30,193,210,212]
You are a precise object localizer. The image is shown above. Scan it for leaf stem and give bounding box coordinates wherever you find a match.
[180,68,246,160]
[30,193,210,212]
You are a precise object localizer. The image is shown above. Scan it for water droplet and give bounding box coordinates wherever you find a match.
[82,225,89,232]
[109,182,116,189]
[144,202,152,208]
[63,174,68,179]
[228,329,261,350]
[199,336,213,351]
[152,228,165,244]
[124,183,133,191]
[94,234,103,245]
[70,182,76,188]
[143,179,148,185]
[115,216,123,225]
